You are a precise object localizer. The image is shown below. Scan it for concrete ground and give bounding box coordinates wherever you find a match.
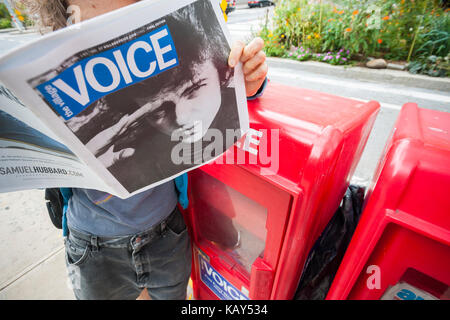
[0,189,75,299]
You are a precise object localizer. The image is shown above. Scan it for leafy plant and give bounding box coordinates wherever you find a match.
[0,3,12,29]
[259,27,287,57]
[0,18,11,29]
[314,48,352,65]
[415,16,450,58]
[408,54,450,77]
[286,46,313,61]
[0,3,9,20]
[258,0,450,74]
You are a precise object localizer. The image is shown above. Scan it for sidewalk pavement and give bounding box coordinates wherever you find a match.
[0,55,449,301]
[0,189,75,299]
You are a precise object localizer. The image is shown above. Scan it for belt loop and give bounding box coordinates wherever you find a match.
[160,220,167,234]
[91,235,99,252]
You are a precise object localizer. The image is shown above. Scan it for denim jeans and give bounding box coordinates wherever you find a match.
[65,206,192,300]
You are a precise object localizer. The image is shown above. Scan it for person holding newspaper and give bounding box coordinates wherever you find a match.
[26,0,268,300]
[63,3,259,192]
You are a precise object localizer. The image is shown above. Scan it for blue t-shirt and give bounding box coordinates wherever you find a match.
[67,180,178,237]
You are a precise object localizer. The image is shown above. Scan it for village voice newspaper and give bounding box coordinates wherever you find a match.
[0,0,249,198]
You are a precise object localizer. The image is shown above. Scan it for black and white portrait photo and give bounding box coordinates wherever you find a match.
[59,0,242,193]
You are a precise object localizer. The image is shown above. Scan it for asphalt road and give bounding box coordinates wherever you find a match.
[228,4,275,24]
[227,5,275,42]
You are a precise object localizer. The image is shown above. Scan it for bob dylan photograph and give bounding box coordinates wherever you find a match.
[64,0,241,193]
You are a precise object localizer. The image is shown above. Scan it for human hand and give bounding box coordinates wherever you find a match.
[86,114,135,168]
[228,37,268,97]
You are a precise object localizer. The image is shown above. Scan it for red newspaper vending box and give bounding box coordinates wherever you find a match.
[326,103,450,300]
[185,82,380,300]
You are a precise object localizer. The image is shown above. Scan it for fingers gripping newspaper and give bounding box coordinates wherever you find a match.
[0,0,249,198]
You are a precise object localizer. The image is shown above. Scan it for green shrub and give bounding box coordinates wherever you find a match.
[258,0,449,71]
[415,16,450,58]
[259,27,287,57]
[408,54,450,77]
[0,18,11,29]
[285,46,313,61]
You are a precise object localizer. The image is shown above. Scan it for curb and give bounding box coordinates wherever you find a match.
[0,28,17,34]
[267,57,450,92]
[0,27,37,35]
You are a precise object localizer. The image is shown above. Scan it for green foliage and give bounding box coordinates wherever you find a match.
[0,3,32,29]
[314,48,352,65]
[0,3,12,29]
[415,16,450,58]
[0,4,9,20]
[408,54,450,77]
[0,18,11,29]
[258,0,449,75]
[285,46,313,61]
[259,23,288,57]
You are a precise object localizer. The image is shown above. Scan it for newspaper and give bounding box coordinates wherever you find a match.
[0,0,249,198]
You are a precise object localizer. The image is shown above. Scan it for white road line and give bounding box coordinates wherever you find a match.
[268,68,450,104]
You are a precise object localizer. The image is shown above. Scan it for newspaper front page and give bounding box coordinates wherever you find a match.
[0,0,249,198]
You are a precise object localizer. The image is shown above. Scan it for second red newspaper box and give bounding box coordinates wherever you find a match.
[184,82,380,300]
[326,103,450,300]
